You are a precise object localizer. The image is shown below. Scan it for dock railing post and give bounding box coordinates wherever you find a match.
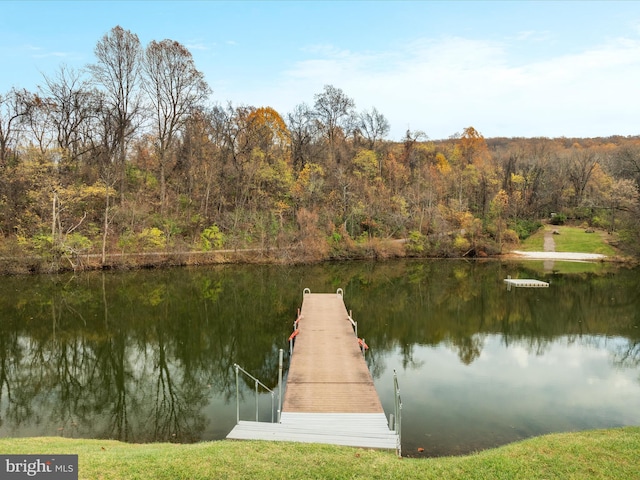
[393,369,403,457]
[255,379,259,421]
[350,310,358,339]
[234,364,240,424]
[277,348,283,423]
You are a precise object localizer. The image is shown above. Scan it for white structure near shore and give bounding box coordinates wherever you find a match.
[510,251,606,261]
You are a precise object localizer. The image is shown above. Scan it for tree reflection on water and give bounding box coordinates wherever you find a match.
[0,260,638,452]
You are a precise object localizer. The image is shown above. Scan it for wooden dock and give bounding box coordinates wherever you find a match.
[227,290,399,451]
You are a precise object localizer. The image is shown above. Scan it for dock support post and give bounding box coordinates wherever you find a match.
[235,364,239,424]
[277,348,283,423]
[255,379,259,421]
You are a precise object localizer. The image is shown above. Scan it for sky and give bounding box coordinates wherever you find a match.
[1,0,640,141]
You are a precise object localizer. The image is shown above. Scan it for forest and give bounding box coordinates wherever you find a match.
[1,26,639,273]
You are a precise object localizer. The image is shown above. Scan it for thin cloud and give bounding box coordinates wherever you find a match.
[272,34,640,139]
[186,42,209,51]
[513,30,553,42]
[32,51,74,59]
[22,44,43,52]
[18,43,75,60]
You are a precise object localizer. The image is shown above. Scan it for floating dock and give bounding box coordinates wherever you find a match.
[504,276,549,288]
[227,290,399,451]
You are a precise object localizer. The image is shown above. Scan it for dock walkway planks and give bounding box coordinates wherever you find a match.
[283,292,383,414]
[227,290,399,451]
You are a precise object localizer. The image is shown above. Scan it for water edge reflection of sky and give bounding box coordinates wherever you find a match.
[375,334,640,457]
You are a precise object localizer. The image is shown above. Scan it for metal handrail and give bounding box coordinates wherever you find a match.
[393,369,403,457]
[289,310,303,354]
[233,363,275,424]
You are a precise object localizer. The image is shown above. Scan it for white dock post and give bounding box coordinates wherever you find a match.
[277,348,283,423]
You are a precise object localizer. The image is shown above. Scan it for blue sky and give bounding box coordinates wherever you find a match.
[1,1,640,140]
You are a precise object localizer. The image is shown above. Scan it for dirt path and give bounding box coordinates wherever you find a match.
[544,229,556,252]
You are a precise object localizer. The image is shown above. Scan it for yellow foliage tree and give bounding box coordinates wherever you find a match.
[292,163,325,208]
[352,149,379,180]
[247,106,290,153]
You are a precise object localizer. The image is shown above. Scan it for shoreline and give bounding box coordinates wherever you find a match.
[0,245,634,276]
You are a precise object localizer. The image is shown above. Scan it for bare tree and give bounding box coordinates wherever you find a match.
[22,92,55,155]
[40,66,98,169]
[605,178,639,233]
[358,107,390,150]
[142,39,210,212]
[312,85,356,164]
[287,103,321,171]
[0,88,30,166]
[568,148,599,207]
[89,25,143,202]
[613,144,640,190]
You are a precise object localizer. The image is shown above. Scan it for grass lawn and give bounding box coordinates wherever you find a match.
[520,225,618,256]
[1,428,639,479]
[519,229,545,251]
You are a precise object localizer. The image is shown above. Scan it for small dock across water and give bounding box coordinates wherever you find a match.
[504,276,549,289]
[227,289,400,452]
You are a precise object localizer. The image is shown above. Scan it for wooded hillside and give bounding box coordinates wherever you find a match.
[1,26,639,272]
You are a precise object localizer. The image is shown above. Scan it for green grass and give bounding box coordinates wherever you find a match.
[519,229,545,251]
[552,227,617,255]
[520,225,618,256]
[1,428,639,479]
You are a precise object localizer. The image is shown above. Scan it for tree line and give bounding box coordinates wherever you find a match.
[1,25,639,272]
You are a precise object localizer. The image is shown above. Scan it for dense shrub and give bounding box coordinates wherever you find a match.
[201,224,225,250]
[405,230,425,255]
[511,219,543,240]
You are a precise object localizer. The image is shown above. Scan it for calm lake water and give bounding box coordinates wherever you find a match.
[0,259,638,457]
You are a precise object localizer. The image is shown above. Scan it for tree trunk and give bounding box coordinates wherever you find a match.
[101,183,110,265]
